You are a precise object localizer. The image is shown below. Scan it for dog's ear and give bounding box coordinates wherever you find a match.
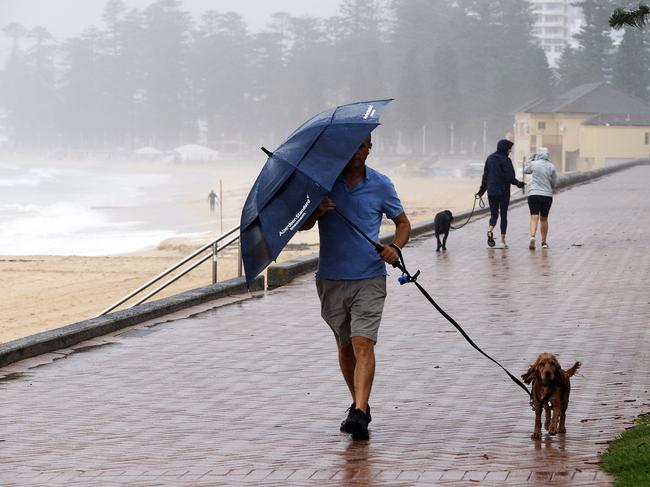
[555,359,563,377]
[522,364,536,384]
[446,210,453,219]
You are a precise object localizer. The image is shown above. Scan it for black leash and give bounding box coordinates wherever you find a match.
[450,195,485,230]
[334,208,531,400]
[390,246,531,399]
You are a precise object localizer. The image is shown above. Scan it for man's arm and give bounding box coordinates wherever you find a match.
[300,196,335,231]
[505,158,524,188]
[477,159,488,197]
[378,212,411,265]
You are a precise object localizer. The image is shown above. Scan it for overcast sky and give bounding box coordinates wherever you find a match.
[0,0,342,39]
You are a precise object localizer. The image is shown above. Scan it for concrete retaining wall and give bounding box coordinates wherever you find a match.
[0,275,264,368]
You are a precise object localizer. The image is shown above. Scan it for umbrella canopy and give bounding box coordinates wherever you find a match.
[240,99,393,287]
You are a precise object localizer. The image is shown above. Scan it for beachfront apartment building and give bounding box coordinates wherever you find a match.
[528,0,580,68]
[513,82,650,172]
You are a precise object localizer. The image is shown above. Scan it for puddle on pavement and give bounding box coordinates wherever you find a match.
[116,327,159,338]
[70,342,118,354]
[0,372,29,383]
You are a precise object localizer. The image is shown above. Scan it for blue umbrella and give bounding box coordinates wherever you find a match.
[240,99,393,287]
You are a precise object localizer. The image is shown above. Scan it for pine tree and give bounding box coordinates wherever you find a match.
[24,26,58,150]
[571,0,616,84]
[193,10,251,147]
[610,3,650,29]
[140,0,193,148]
[1,23,29,149]
[556,46,584,91]
[612,26,650,99]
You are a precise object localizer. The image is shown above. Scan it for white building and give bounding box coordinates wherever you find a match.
[529,0,579,68]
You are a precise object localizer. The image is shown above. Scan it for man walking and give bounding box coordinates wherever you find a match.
[301,134,411,440]
[208,189,219,213]
[476,139,524,248]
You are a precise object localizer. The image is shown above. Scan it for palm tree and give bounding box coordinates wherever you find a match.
[610,4,650,29]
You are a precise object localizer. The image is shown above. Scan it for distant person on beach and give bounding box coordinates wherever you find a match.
[208,189,219,213]
[476,139,524,248]
[524,147,557,250]
[300,134,411,440]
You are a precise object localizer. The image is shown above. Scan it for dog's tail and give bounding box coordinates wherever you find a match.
[565,361,581,377]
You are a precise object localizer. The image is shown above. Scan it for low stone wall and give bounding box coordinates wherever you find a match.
[0,275,264,368]
[266,158,648,289]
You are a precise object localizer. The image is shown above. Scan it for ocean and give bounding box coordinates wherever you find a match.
[0,161,223,256]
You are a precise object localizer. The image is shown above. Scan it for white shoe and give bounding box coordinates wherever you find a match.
[529,236,536,250]
[541,241,549,249]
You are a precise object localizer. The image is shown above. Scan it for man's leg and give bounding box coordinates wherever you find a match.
[338,342,356,402]
[351,336,375,413]
[316,278,355,403]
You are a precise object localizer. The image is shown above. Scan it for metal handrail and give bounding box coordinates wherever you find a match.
[96,224,242,317]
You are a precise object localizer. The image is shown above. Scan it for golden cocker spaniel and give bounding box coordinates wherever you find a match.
[522,352,581,440]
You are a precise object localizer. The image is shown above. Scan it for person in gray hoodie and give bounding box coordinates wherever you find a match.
[524,147,557,249]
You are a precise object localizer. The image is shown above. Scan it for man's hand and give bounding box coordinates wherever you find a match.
[379,243,400,265]
[316,196,336,216]
[299,196,335,231]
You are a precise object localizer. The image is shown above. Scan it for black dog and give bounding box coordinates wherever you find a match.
[434,210,454,252]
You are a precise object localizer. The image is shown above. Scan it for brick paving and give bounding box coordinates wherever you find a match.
[1,166,649,486]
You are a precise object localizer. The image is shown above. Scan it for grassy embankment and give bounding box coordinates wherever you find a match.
[601,413,650,486]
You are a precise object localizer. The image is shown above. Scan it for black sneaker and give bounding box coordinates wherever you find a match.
[340,402,355,432]
[487,230,496,248]
[345,408,371,440]
[340,403,371,432]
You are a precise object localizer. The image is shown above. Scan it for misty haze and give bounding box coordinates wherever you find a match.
[1,0,650,340]
[2,2,650,483]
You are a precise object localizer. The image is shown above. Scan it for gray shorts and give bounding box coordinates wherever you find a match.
[315,276,387,346]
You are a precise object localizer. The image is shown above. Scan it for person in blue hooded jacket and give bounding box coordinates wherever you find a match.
[475,139,524,248]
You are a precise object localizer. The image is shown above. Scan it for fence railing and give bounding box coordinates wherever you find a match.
[96,225,242,317]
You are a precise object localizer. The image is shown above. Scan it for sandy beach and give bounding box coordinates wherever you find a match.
[1,155,483,343]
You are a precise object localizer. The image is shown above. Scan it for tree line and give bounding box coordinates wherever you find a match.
[1,0,648,158]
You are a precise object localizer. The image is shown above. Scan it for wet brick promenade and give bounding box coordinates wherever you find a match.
[1,166,649,486]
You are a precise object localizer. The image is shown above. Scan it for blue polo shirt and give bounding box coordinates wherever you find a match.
[316,166,404,280]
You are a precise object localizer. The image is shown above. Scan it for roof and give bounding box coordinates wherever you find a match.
[583,113,650,126]
[517,82,650,118]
